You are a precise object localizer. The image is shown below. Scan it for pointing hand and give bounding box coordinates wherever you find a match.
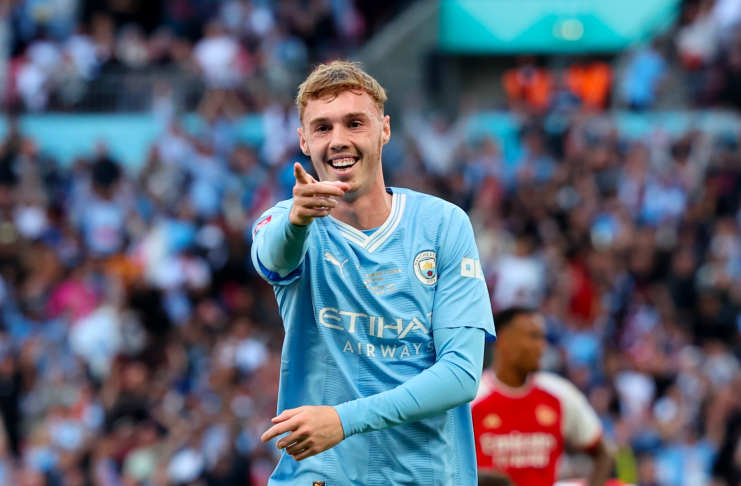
[289,163,350,226]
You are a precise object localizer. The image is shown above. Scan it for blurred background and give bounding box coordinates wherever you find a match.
[0,0,741,485]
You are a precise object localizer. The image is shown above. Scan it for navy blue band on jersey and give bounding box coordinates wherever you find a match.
[333,326,484,438]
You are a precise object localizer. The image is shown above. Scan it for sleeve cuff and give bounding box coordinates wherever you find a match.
[432,321,497,342]
[255,254,303,283]
[333,402,357,439]
[581,431,603,453]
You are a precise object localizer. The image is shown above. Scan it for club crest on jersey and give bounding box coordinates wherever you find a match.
[414,250,437,285]
[483,413,501,429]
[535,405,558,427]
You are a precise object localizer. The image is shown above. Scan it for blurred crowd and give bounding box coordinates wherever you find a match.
[3,0,741,114]
[0,112,290,485]
[503,0,741,113]
[0,0,381,112]
[0,1,739,486]
[450,116,741,486]
[0,81,741,486]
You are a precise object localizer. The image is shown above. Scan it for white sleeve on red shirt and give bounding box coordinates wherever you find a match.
[534,372,603,451]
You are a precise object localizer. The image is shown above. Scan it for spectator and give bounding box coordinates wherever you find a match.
[503,55,554,114]
[193,20,242,90]
[1,3,741,486]
[491,234,545,311]
[565,60,614,111]
[404,109,464,177]
[676,0,719,70]
[620,41,667,110]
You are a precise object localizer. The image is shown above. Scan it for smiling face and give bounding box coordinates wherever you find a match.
[298,89,390,200]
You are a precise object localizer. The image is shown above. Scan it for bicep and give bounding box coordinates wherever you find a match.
[563,385,603,450]
[431,207,496,340]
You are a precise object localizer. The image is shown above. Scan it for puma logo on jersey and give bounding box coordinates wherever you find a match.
[324,252,348,278]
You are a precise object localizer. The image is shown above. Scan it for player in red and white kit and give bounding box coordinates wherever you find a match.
[472,308,614,486]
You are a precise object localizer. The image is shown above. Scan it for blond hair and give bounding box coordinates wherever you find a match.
[296,61,387,122]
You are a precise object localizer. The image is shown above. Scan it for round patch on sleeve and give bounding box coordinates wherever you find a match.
[414,250,437,285]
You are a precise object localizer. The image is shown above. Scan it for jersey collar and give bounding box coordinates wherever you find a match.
[330,192,406,253]
[490,373,534,398]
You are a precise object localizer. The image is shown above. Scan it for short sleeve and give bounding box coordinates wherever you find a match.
[431,206,496,341]
[536,373,603,451]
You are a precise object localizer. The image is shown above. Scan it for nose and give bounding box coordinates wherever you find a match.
[329,125,351,153]
[536,337,546,356]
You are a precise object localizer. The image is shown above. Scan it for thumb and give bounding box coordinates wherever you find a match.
[294,163,312,185]
[272,406,305,424]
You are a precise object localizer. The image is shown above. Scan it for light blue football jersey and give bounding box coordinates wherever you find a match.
[251,188,496,486]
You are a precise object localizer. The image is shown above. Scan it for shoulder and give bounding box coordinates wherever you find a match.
[532,372,598,422]
[472,370,498,407]
[251,199,294,236]
[255,199,293,220]
[533,372,602,448]
[393,188,469,226]
[532,371,584,402]
[272,199,294,211]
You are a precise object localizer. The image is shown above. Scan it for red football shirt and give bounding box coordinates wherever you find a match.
[472,371,603,486]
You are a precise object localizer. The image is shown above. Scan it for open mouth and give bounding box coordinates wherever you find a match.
[328,156,358,172]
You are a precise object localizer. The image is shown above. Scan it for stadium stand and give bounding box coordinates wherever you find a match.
[1,0,741,485]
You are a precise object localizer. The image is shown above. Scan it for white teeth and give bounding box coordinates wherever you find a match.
[330,158,356,168]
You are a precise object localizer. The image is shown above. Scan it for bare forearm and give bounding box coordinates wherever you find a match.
[588,440,614,486]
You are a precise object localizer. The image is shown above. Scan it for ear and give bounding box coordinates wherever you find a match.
[382,115,391,145]
[298,127,310,156]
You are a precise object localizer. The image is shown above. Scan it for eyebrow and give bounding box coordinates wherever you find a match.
[308,112,370,126]
[308,117,330,126]
[343,112,370,119]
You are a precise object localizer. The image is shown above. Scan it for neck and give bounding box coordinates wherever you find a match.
[331,174,392,230]
[494,361,530,388]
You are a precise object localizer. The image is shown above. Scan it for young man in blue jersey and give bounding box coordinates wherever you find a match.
[253,61,496,485]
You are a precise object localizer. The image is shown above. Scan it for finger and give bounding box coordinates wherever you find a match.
[295,183,346,198]
[294,163,311,185]
[293,448,316,461]
[271,407,305,424]
[286,440,309,456]
[293,208,332,219]
[295,197,338,209]
[261,420,297,443]
[324,181,351,192]
[276,430,306,450]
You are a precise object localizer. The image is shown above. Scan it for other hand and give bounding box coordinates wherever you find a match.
[260,405,345,461]
[289,163,349,226]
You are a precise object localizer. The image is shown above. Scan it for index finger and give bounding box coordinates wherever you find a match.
[294,163,311,185]
[272,407,306,424]
[298,182,346,198]
[261,419,297,443]
[324,181,351,192]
